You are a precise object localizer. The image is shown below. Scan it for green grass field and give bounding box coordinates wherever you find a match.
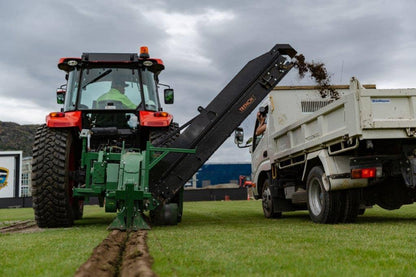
[1,201,416,276]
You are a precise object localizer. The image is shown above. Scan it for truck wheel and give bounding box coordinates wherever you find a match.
[32,125,81,227]
[261,179,282,218]
[339,189,360,223]
[306,166,341,223]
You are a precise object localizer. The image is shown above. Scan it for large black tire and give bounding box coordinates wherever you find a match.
[32,125,83,227]
[149,122,180,147]
[339,189,360,223]
[306,166,341,224]
[149,122,181,225]
[150,203,179,226]
[171,188,184,223]
[261,178,282,218]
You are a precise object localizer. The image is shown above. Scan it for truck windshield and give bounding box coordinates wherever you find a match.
[64,67,160,111]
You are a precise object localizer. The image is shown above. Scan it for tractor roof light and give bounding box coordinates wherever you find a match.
[140,46,150,59]
[67,60,78,66]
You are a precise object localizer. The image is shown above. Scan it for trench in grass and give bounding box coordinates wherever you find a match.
[1,201,416,276]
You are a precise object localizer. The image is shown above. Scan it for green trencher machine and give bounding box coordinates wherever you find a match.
[31,44,296,230]
[74,131,195,230]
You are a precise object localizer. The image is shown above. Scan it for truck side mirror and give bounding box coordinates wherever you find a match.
[164,88,174,104]
[56,88,66,104]
[235,127,252,148]
[234,127,244,145]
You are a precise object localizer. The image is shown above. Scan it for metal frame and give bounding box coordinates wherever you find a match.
[73,136,196,230]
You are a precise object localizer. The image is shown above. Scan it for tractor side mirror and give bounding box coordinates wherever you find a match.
[164,88,174,104]
[56,88,66,104]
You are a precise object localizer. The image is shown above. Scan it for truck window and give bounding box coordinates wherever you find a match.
[252,119,264,151]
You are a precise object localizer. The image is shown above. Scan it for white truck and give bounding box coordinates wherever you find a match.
[235,77,416,223]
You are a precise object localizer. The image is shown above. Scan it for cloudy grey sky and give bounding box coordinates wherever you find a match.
[1,0,416,163]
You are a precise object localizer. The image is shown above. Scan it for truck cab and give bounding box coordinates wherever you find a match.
[250,103,272,200]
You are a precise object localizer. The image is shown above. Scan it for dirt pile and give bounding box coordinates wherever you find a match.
[74,230,156,277]
[293,54,339,100]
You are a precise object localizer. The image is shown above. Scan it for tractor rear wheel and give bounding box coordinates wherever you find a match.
[149,122,180,147]
[149,122,182,225]
[32,125,82,227]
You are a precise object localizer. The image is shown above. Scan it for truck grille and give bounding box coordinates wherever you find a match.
[301,100,332,113]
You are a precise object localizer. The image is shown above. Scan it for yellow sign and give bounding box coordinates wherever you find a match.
[0,167,9,190]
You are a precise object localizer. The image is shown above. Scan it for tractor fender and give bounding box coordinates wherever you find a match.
[46,111,82,130]
[139,111,173,127]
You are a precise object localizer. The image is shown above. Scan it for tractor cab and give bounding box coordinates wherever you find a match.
[66,66,160,112]
[51,47,176,150]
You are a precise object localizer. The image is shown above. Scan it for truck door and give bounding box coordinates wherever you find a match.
[251,107,270,191]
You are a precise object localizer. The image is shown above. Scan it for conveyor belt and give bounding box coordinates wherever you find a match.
[149,44,297,202]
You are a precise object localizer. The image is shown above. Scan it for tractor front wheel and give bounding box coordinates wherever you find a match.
[32,125,82,227]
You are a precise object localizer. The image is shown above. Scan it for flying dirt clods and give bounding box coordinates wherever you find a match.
[293,54,339,100]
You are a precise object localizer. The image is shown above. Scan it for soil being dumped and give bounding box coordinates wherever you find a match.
[74,230,156,277]
[293,54,339,100]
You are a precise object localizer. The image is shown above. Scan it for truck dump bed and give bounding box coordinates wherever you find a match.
[269,78,416,165]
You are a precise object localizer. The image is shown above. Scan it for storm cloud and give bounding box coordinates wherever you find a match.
[1,0,415,162]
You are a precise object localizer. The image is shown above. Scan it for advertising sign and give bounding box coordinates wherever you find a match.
[0,151,22,198]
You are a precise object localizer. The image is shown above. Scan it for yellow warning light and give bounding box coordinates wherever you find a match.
[140,46,150,58]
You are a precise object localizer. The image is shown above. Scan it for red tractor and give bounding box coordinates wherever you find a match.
[32,47,180,228]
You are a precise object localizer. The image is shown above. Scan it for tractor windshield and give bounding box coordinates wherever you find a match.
[64,67,160,111]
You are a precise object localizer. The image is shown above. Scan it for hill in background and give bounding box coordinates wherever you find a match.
[0,121,41,157]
